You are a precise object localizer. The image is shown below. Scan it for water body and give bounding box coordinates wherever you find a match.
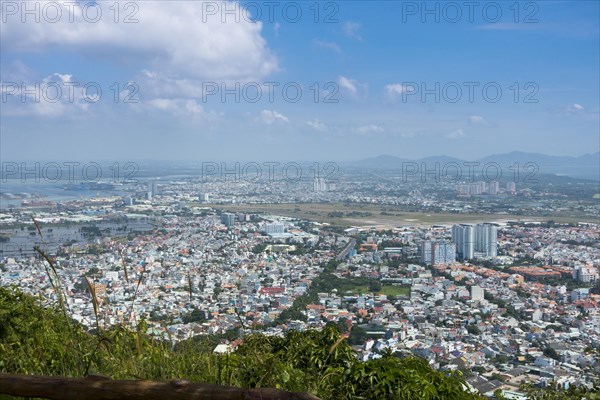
[0,180,133,209]
[0,220,155,258]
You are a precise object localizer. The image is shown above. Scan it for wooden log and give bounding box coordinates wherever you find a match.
[0,373,321,400]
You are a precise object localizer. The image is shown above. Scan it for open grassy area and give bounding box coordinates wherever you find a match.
[379,285,411,297]
[212,202,593,228]
[345,285,369,294]
[310,273,410,298]
[344,284,410,297]
[324,284,410,297]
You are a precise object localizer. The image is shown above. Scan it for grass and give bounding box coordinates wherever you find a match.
[379,285,411,297]
[343,284,410,297]
[346,285,369,294]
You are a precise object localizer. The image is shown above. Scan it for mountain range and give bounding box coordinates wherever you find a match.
[351,151,599,180]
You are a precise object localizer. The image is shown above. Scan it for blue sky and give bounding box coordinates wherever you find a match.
[1,0,598,161]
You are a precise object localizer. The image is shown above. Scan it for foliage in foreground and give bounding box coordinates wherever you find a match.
[0,286,480,399]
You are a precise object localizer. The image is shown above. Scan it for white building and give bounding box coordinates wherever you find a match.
[471,286,484,301]
[488,181,499,195]
[506,181,516,193]
[221,213,235,227]
[313,177,327,192]
[572,265,598,283]
[264,223,285,235]
[474,223,498,258]
[420,240,456,266]
[452,224,474,260]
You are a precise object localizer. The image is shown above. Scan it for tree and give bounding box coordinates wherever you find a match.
[347,326,368,345]
[182,308,206,324]
[369,281,382,293]
[84,267,99,276]
[543,347,560,361]
[466,324,481,335]
[213,282,222,299]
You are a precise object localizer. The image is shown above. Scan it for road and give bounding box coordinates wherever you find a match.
[336,238,356,261]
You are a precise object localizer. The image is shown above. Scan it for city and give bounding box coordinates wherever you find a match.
[1,1,599,399]
[0,167,598,398]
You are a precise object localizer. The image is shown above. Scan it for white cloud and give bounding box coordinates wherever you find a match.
[146,98,179,111]
[446,129,465,139]
[313,39,342,53]
[385,83,417,98]
[0,72,92,117]
[141,98,217,121]
[184,100,205,115]
[54,73,73,83]
[343,21,363,41]
[307,119,326,131]
[358,124,384,134]
[259,109,289,125]
[469,115,490,126]
[563,103,588,116]
[338,76,358,94]
[1,1,278,82]
[337,76,368,100]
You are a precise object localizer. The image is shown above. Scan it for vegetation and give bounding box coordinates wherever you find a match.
[309,273,409,297]
[251,242,269,254]
[0,286,483,400]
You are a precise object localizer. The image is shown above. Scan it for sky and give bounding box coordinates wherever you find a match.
[1,0,599,162]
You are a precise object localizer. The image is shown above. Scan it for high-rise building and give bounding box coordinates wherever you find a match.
[313,177,327,192]
[506,181,516,193]
[488,181,499,195]
[469,183,482,195]
[199,193,209,203]
[456,184,470,195]
[573,265,599,283]
[221,213,235,227]
[264,222,285,235]
[452,224,474,260]
[452,223,497,260]
[237,213,250,222]
[420,240,456,266]
[147,181,159,200]
[475,223,498,257]
[420,240,433,265]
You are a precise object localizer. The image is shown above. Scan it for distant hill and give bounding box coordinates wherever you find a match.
[354,152,599,180]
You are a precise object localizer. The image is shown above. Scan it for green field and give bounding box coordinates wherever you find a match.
[342,284,409,297]
[310,273,410,298]
[379,285,411,297]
